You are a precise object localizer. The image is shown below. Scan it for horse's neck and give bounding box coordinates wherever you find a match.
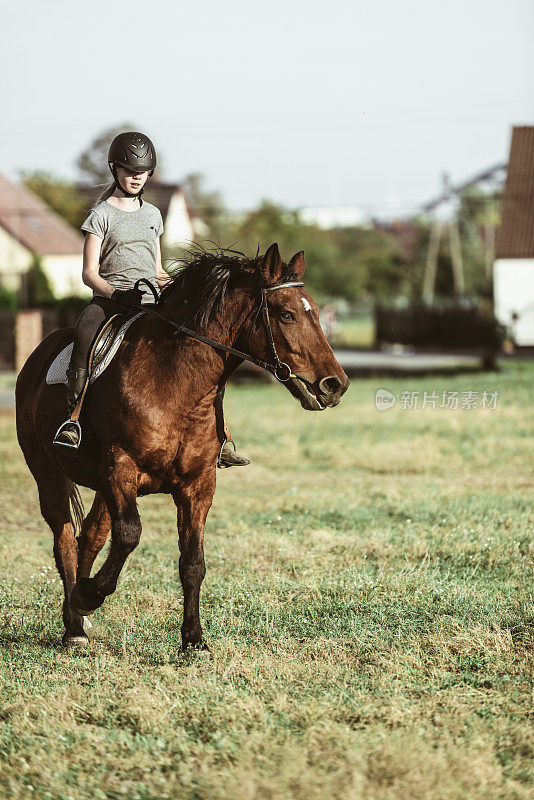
[146,289,251,393]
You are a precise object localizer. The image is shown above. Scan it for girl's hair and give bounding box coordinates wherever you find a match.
[91,180,117,209]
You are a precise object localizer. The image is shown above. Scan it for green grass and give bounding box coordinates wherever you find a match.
[0,361,533,799]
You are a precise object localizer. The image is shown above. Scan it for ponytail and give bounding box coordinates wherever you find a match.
[91,180,117,209]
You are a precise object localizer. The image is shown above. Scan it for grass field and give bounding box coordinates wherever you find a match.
[0,361,532,800]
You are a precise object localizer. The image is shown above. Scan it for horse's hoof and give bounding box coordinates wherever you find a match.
[70,584,91,616]
[181,640,211,654]
[62,633,90,648]
[70,579,102,616]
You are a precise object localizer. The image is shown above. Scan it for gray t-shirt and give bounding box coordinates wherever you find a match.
[81,198,164,304]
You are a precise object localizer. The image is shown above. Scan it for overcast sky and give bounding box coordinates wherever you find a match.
[1,0,532,217]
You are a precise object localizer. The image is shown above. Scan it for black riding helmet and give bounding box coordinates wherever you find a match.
[108,131,157,198]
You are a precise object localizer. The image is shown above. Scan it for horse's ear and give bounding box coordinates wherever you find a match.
[288,250,305,280]
[262,243,283,284]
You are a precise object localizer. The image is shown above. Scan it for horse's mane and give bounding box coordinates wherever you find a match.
[157,243,298,328]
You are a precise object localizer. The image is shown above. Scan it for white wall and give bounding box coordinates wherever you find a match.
[162,191,195,250]
[298,206,367,229]
[493,259,534,346]
[41,254,86,298]
[0,227,86,299]
[0,226,33,285]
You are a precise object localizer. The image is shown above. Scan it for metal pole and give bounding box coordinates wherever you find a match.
[449,215,465,295]
[423,216,441,305]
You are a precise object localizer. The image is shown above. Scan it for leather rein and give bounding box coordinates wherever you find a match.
[133,276,304,382]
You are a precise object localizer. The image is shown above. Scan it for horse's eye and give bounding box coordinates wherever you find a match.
[280,310,295,322]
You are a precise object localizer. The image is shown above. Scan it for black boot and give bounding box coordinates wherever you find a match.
[217,439,250,468]
[53,367,89,449]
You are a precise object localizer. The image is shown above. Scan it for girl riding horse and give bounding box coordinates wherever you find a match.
[53,130,248,468]
[17,241,349,649]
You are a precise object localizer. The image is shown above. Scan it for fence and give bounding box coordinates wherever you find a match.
[374,303,505,350]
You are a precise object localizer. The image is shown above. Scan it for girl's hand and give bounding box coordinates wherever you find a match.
[111,287,144,309]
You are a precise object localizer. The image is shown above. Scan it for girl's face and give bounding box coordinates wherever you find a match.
[115,165,150,193]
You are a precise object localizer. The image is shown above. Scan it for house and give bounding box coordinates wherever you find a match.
[77,179,196,252]
[143,180,196,249]
[0,171,84,298]
[493,126,534,346]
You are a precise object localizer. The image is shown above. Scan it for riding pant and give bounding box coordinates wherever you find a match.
[69,296,123,370]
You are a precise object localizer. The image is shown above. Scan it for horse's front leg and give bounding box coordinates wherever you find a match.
[71,449,141,616]
[172,468,216,651]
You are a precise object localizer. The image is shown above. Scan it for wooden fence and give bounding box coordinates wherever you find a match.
[374,303,505,349]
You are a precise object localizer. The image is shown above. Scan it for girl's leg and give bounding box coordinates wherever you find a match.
[69,299,112,370]
[54,298,119,448]
[214,386,249,467]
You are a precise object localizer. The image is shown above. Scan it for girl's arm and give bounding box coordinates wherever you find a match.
[156,236,170,289]
[155,235,171,289]
[82,232,116,298]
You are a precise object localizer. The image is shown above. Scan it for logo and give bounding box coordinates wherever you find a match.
[375,389,396,411]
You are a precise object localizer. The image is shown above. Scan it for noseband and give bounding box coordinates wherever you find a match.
[134,276,304,382]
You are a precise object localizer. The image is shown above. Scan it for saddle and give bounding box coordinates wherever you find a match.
[46,308,144,387]
[47,308,145,429]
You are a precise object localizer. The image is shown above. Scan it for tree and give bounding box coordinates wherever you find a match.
[220,200,405,304]
[23,252,55,308]
[456,186,501,300]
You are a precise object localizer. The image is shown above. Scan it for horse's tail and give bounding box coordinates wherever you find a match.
[69,484,85,537]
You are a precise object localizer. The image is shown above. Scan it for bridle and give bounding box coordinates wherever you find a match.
[133,276,305,382]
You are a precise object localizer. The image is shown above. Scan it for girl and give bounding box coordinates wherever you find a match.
[53,130,249,468]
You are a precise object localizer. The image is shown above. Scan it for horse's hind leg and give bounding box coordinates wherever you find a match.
[33,463,88,647]
[77,492,111,579]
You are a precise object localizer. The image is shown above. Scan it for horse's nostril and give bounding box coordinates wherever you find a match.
[319,375,343,395]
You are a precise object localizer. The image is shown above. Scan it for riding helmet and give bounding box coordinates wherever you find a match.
[108,131,156,197]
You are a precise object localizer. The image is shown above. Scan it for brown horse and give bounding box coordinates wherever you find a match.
[16,243,349,649]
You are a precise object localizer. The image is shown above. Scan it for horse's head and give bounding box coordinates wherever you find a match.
[244,243,349,411]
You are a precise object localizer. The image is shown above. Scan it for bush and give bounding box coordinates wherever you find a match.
[0,286,17,312]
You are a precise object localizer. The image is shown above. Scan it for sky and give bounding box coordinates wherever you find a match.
[1,0,533,218]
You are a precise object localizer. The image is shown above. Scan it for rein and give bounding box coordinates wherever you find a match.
[133,276,304,382]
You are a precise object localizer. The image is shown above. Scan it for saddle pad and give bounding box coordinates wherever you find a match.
[46,313,143,385]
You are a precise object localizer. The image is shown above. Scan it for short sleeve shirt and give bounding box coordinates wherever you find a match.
[81,198,164,304]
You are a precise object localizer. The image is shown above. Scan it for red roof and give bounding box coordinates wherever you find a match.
[0,171,83,255]
[496,126,534,259]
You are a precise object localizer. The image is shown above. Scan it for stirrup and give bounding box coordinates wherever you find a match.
[53,417,82,449]
[217,438,232,468]
[217,438,250,468]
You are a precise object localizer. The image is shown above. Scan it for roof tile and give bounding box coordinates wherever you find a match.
[0,171,83,256]
[496,126,534,259]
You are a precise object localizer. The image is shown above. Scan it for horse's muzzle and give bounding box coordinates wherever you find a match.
[288,372,349,411]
